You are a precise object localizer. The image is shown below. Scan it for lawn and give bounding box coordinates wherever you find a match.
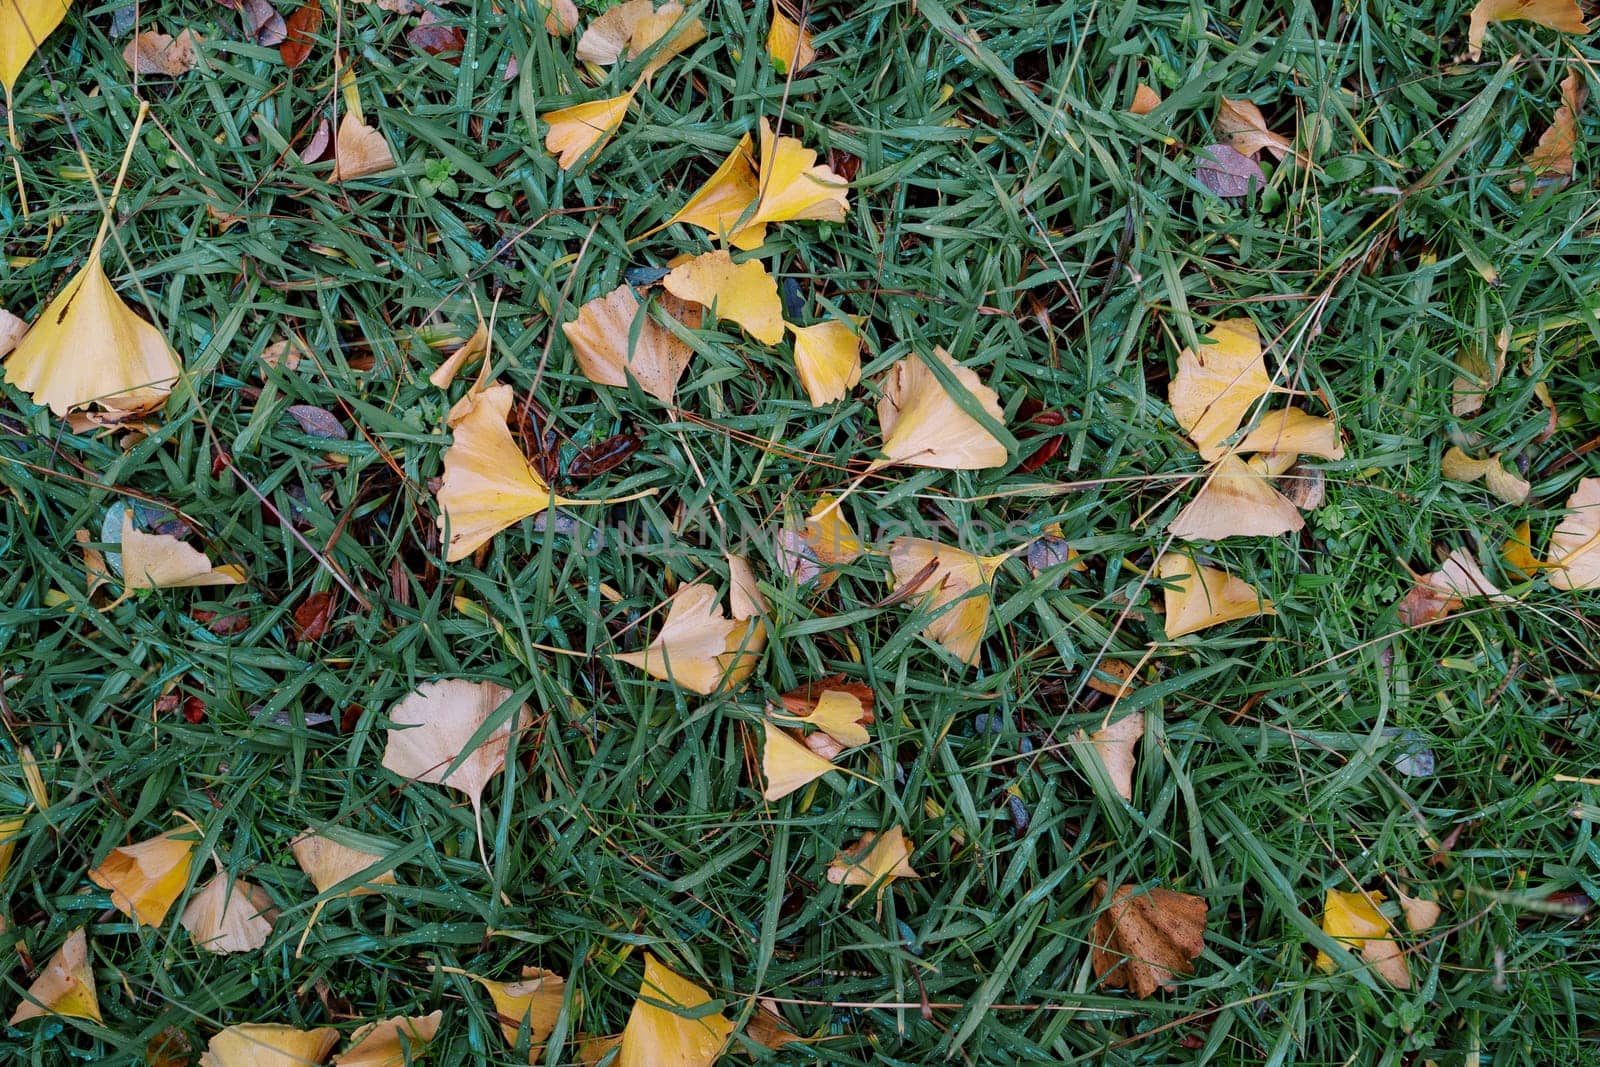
[3,0,1600,1064]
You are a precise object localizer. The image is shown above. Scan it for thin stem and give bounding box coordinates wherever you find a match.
[87,100,150,257]
[6,88,29,219]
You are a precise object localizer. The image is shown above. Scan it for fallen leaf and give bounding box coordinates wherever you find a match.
[745,118,850,231]
[542,90,635,170]
[1233,407,1344,459]
[1546,477,1600,590]
[88,827,199,927]
[0,308,24,357]
[3,237,182,418]
[290,830,397,896]
[118,510,246,590]
[1399,891,1442,933]
[8,929,100,1024]
[0,814,24,883]
[1157,552,1275,638]
[1169,317,1277,460]
[615,573,766,694]
[888,537,1007,665]
[292,590,337,641]
[563,284,701,403]
[826,826,918,899]
[430,319,491,389]
[617,955,732,1067]
[1512,71,1588,193]
[199,1024,340,1067]
[180,873,280,954]
[626,3,705,78]
[147,1029,197,1067]
[1216,96,1292,159]
[1090,880,1207,998]
[334,1012,443,1067]
[775,495,864,586]
[382,679,532,863]
[653,133,765,249]
[276,3,320,67]
[1169,454,1304,540]
[1466,0,1587,60]
[1,0,73,94]
[1315,888,1410,987]
[1083,713,1143,802]
[1129,82,1162,115]
[760,720,837,800]
[286,404,347,439]
[436,381,647,560]
[767,0,816,73]
[407,18,466,59]
[662,249,784,345]
[781,676,875,719]
[1397,548,1511,626]
[878,348,1008,470]
[542,0,578,34]
[1452,328,1509,416]
[471,968,565,1059]
[1195,143,1264,198]
[1503,519,1539,578]
[576,0,653,63]
[787,316,862,405]
[123,29,201,76]
[330,113,395,182]
[242,0,287,46]
[744,998,802,1051]
[1441,446,1529,504]
[772,689,870,748]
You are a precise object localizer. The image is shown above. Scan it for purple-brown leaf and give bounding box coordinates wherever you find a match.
[1195,144,1264,199]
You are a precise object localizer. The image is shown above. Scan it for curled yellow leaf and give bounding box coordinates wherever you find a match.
[888,537,1006,665]
[787,317,862,405]
[88,827,198,927]
[542,91,634,170]
[1157,552,1274,638]
[826,826,918,899]
[9,929,100,1025]
[1315,888,1410,988]
[1441,446,1529,504]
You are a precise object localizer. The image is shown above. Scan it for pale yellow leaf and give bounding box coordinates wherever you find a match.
[563,285,700,403]
[787,317,861,405]
[289,831,397,897]
[1546,477,1600,590]
[1169,317,1277,459]
[473,969,565,1060]
[654,134,765,249]
[826,826,918,899]
[1169,454,1304,540]
[746,118,849,229]
[760,720,836,800]
[1088,713,1143,802]
[1233,406,1344,459]
[1441,446,1529,504]
[878,348,1008,470]
[119,511,245,590]
[381,679,532,825]
[1466,0,1587,60]
[330,114,395,182]
[1157,552,1274,638]
[198,1024,340,1067]
[1,0,73,95]
[888,537,1006,665]
[1216,96,1292,159]
[333,1012,442,1067]
[180,874,279,954]
[615,581,765,694]
[8,929,100,1025]
[1315,888,1409,988]
[766,1,815,73]
[662,249,784,345]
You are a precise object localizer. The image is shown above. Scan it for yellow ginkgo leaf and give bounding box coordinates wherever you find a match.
[748,118,849,228]
[0,813,27,883]
[760,720,837,800]
[4,244,181,418]
[787,317,861,405]
[826,827,918,899]
[88,827,198,927]
[471,968,565,1060]
[1170,317,1281,459]
[1315,888,1410,988]
[563,284,701,404]
[888,536,1007,666]
[198,1024,340,1067]
[290,830,397,897]
[617,954,733,1067]
[1,0,72,96]
[333,1012,443,1067]
[1233,407,1344,459]
[118,511,246,590]
[436,381,644,562]
[766,0,816,73]
[1466,0,1587,60]
[627,3,706,78]
[1503,519,1540,578]
[382,679,532,867]
[180,874,279,954]
[329,113,395,183]
[8,929,100,1025]
[429,318,490,390]
[1157,552,1274,638]
[1441,445,1530,505]
[615,577,766,694]
[877,348,1008,470]
[651,134,765,249]
[1169,454,1304,540]
[1399,891,1443,933]
[772,689,869,749]
[662,249,784,345]
[1546,477,1600,591]
[542,90,635,170]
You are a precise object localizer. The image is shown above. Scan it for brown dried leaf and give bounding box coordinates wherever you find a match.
[242,0,287,46]
[1215,97,1292,159]
[1090,880,1207,998]
[1129,82,1161,115]
[407,18,466,59]
[293,590,337,641]
[1195,144,1263,199]
[123,29,201,76]
[279,2,321,68]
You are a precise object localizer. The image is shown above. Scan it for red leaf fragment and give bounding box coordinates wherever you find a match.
[407,21,465,59]
[280,1,322,68]
[293,591,337,641]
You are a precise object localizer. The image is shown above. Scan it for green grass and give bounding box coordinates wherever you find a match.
[4,0,1600,1063]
